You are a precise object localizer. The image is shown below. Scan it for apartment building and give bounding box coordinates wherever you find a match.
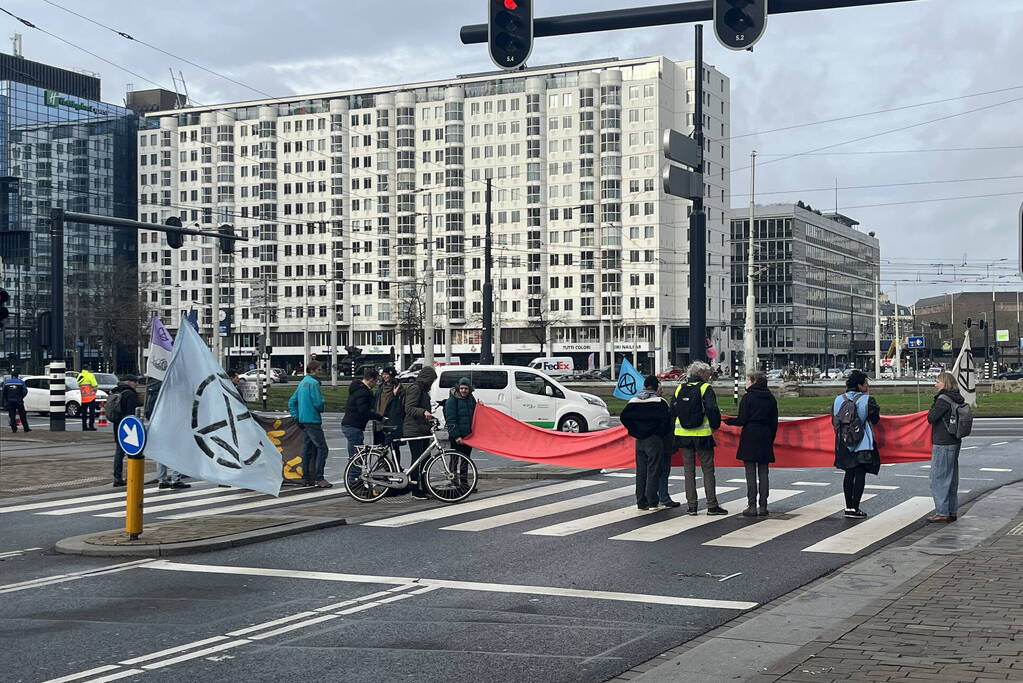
[136,56,730,373]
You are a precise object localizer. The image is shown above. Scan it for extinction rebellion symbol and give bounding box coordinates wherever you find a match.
[617,372,637,395]
[191,372,262,469]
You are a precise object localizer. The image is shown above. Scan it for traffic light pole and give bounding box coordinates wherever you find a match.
[688,24,707,364]
[481,178,495,365]
[212,238,223,371]
[49,209,65,432]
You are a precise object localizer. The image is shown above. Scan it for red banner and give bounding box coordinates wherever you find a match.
[462,405,933,468]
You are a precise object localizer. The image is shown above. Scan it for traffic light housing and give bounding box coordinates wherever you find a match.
[713,0,768,51]
[488,0,532,71]
[165,216,184,249]
[0,288,9,328]
[218,223,235,255]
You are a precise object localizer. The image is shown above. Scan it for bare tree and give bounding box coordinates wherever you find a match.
[397,282,427,358]
[526,293,567,356]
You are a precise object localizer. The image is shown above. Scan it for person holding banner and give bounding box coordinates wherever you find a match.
[926,372,966,523]
[832,370,881,519]
[673,361,726,516]
[725,371,778,517]
[621,375,673,510]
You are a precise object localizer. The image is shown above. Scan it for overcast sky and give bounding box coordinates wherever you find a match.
[6,0,1022,307]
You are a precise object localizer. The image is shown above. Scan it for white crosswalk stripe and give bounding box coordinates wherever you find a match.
[96,489,267,518]
[704,493,877,548]
[160,486,346,520]
[802,497,934,554]
[37,486,241,516]
[442,485,636,532]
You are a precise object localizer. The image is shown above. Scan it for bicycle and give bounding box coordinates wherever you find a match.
[344,418,478,504]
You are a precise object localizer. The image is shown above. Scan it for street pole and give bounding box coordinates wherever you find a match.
[893,281,901,378]
[329,277,338,387]
[481,177,494,364]
[991,282,998,370]
[262,272,271,411]
[211,237,222,371]
[48,208,66,431]
[743,150,758,375]
[597,220,606,377]
[873,274,881,377]
[1017,290,1021,369]
[423,194,435,367]
[688,23,707,366]
[823,264,830,376]
[302,285,310,374]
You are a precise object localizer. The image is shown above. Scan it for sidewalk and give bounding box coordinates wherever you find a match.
[615,481,1023,683]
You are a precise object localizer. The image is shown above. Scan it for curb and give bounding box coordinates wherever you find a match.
[54,515,346,558]
[477,466,602,480]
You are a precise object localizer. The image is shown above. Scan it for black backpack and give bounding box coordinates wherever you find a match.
[833,393,866,448]
[672,382,706,430]
[106,390,125,423]
[938,394,973,439]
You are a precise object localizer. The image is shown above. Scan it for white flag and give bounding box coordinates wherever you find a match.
[146,317,282,496]
[145,314,174,381]
[950,331,977,407]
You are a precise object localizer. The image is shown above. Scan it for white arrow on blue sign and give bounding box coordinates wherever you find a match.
[907,336,925,349]
[117,415,146,456]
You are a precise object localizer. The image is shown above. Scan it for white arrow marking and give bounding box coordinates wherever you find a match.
[122,423,140,447]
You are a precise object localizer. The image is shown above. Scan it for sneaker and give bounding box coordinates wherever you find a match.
[659,500,682,508]
[315,480,333,488]
[158,482,173,489]
[758,507,769,516]
[302,480,318,487]
[112,479,126,487]
[171,482,191,489]
[686,506,698,516]
[844,508,868,518]
[411,490,430,501]
[707,506,728,516]
[637,504,653,511]
[926,515,952,523]
[742,506,758,518]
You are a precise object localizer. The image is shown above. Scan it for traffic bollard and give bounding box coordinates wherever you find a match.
[733,368,739,405]
[125,456,144,539]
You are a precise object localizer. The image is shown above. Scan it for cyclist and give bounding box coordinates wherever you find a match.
[443,377,477,490]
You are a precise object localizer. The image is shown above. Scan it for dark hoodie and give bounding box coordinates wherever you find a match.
[444,383,477,441]
[402,366,437,438]
[109,382,140,421]
[341,379,383,430]
[620,389,672,440]
[927,388,965,445]
[724,379,778,463]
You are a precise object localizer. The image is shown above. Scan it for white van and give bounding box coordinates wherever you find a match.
[431,365,611,433]
[399,356,462,379]
[528,356,575,377]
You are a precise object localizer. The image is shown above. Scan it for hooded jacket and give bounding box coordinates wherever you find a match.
[724,380,778,463]
[402,366,437,438]
[288,374,324,424]
[109,382,140,421]
[620,389,672,440]
[444,384,477,441]
[375,375,397,417]
[342,379,383,430]
[927,388,965,445]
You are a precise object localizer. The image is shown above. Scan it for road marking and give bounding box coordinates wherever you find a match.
[980,467,1012,472]
[442,485,636,532]
[146,560,758,610]
[960,477,995,481]
[37,486,239,516]
[802,496,934,554]
[705,494,876,548]
[919,465,931,469]
[0,560,153,594]
[525,487,738,537]
[791,482,830,487]
[85,670,145,683]
[609,490,802,542]
[0,546,42,559]
[41,665,122,683]
[141,640,249,670]
[94,489,265,518]
[119,635,230,665]
[363,480,604,528]
[895,474,929,478]
[0,486,172,514]
[160,486,347,520]
[246,615,340,640]
[864,484,900,490]
[961,446,978,450]
[990,441,1009,446]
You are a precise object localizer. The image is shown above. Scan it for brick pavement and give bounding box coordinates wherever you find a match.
[767,513,1023,683]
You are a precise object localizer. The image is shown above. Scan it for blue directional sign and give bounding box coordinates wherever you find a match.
[116,415,146,456]
[907,336,925,349]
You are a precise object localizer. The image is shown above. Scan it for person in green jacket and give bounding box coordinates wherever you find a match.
[443,377,477,489]
[288,361,327,487]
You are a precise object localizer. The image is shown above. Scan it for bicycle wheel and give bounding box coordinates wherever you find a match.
[344,449,395,502]
[423,450,478,503]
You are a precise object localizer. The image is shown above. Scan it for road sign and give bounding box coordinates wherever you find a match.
[117,415,146,457]
[906,336,925,349]
[662,164,704,200]
[996,329,1010,342]
[662,129,700,168]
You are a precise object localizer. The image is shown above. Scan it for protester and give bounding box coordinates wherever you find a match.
[341,367,384,487]
[673,360,726,515]
[621,375,673,510]
[2,370,29,433]
[374,366,397,444]
[288,360,327,487]
[444,377,478,489]
[403,365,438,500]
[76,366,99,431]
[108,375,141,487]
[926,371,965,523]
[832,369,881,518]
[725,370,778,517]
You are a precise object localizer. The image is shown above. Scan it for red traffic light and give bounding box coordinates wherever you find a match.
[504,0,517,8]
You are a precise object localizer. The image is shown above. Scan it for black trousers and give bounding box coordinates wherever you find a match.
[635,436,663,506]
[7,403,28,431]
[843,463,869,510]
[408,438,428,490]
[744,462,770,508]
[449,441,474,484]
[81,400,96,429]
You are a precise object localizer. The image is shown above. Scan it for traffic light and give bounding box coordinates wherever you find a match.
[218,223,235,255]
[488,0,532,71]
[0,288,9,328]
[713,0,768,51]
[165,216,184,249]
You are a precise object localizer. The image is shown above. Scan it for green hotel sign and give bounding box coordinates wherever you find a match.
[44,89,106,115]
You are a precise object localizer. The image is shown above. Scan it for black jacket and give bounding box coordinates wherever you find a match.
[621,392,672,440]
[403,366,437,438]
[444,387,477,441]
[833,394,881,473]
[110,383,140,420]
[342,380,383,430]
[927,389,965,445]
[724,381,778,463]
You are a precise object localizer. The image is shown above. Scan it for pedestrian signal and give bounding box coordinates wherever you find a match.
[488,0,533,70]
[165,216,184,249]
[713,0,768,51]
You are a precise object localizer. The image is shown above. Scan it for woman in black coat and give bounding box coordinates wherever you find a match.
[725,371,778,517]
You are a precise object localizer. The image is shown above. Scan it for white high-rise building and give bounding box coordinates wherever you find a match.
[136,56,731,373]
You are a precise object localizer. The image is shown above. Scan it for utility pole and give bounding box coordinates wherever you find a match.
[423,193,435,367]
[328,276,338,387]
[991,282,998,370]
[873,275,881,377]
[211,236,222,370]
[893,281,901,378]
[823,264,830,375]
[302,283,310,374]
[848,283,855,368]
[743,150,758,375]
[48,208,66,431]
[481,177,494,364]
[688,24,707,365]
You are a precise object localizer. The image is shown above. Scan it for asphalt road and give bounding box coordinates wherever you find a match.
[1,418,1022,683]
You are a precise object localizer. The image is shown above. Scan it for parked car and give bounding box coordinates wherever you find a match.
[23,376,108,417]
[766,369,785,380]
[657,366,685,380]
[822,368,845,380]
[996,370,1023,380]
[65,371,119,393]
[240,369,279,384]
[431,365,612,433]
[528,356,575,377]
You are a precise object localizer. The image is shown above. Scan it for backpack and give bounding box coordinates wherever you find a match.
[672,382,706,429]
[106,390,125,422]
[833,393,866,448]
[939,394,973,439]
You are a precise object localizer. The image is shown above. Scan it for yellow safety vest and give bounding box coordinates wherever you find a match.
[674,381,712,437]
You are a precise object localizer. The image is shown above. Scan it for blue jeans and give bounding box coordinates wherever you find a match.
[657,447,674,503]
[113,433,125,481]
[301,423,328,483]
[930,443,961,515]
[341,425,364,485]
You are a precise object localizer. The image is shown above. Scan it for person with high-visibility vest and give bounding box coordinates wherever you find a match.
[672,360,726,516]
[76,367,99,431]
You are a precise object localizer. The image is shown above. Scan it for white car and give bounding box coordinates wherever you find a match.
[22,376,108,418]
[766,369,785,380]
[430,365,612,433]
[241,369,279,384]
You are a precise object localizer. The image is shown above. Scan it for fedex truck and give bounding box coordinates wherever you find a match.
[528,357,575,377]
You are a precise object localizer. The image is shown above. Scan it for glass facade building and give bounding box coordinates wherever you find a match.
[0,81,139,372]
